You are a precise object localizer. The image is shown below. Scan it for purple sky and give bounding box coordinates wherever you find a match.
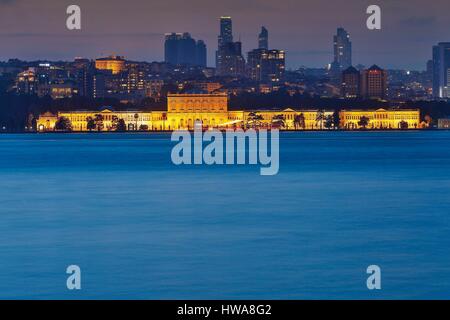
[0,0,448,70]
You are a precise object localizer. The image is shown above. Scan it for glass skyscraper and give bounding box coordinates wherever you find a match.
[218,16,233,47]
[216,16,246,76]
[333,27,352,70]
[432,42,450,98]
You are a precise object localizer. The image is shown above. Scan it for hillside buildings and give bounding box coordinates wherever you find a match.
[95,55,126,75]
[341,65,388,100]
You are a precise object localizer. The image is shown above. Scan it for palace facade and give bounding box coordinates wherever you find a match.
[36,93,421,132]
[339,109,420,129]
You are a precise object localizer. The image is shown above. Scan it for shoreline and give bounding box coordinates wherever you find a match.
[0,128,442,134]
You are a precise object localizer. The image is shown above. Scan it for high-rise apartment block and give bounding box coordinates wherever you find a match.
[164,33,207,67]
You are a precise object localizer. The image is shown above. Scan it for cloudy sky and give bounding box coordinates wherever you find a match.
[0,0,448,70]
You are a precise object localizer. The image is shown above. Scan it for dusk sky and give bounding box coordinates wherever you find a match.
[0,0,449,70]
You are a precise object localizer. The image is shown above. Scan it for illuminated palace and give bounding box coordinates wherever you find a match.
[339,109,420,129]
[37,93,421,132]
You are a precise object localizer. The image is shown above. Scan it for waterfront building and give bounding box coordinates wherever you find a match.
[37,109,157,132]
[37,112,59,132]
[37,94,421,132]
[37,106,335,132]
[438,118,450,129]
[432,42,450,98]
[166,93,229,130]
[339,109,420,129]
[95,55,126,75]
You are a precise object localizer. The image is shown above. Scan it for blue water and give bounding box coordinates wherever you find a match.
[0,131,449,299]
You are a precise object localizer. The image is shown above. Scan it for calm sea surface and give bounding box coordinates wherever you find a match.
[0,131,449,299]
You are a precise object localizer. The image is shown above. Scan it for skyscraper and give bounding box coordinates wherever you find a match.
[333,27,352,70]
[177,33,197,66]
[216,16,246,77]
[258,26,268,50]
[218,16,233,47]
[164,33,181,66]
[432,42,450,98]
[247,49,285,83]
[164,33,207,67]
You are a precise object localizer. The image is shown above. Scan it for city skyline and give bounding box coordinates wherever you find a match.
[0,0,449,70]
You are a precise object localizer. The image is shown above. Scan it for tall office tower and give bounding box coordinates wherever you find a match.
[432,42,450,98]
[164,33,206,67]
[341,66,361,98]
[164,33,182,65]
[178,33,197,65]
[247,49,285,83]
[258,26,269,50]
[216,16,246,77]
[218,16,233,47]
[361,65,388,100]
[196,40,207,67]
[333,27,352,70]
